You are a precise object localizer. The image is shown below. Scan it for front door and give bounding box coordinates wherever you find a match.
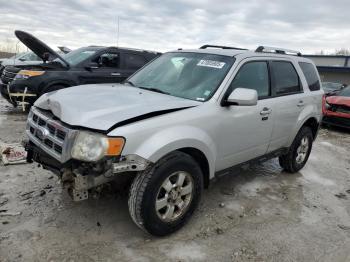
[80,51,124,84]
[216,60,275,170]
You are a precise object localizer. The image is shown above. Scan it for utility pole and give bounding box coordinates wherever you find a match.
[117,16,120,47]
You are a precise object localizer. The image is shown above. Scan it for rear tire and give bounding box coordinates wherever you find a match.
[279,126,313,173]
[128,151,203,236]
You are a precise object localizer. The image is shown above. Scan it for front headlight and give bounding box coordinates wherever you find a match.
[325,100,331,109]
[71,131,125,162]
[15,70,45,80]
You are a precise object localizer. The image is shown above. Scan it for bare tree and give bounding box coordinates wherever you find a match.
[0,38,26,54]
[315,48,350,55]
[335,48,350,55]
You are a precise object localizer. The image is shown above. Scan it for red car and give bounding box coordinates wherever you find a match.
[322,86,350,129]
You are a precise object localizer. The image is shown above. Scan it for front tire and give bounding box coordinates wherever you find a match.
[279,126,313,173]
[128,151,203,236]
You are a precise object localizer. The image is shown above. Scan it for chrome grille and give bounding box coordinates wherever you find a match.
[26,107,77,163]
[1,68,17,84]
[336,105,350,114]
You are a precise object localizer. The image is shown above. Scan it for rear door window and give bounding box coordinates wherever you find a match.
[125,53,147,70]
[298,62,320,91]
[271,61,301,95]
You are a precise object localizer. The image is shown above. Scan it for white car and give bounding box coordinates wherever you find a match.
[25,45,323,236]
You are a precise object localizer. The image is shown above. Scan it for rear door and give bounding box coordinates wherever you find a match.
[121,52,148,78]
[267,60,305,152]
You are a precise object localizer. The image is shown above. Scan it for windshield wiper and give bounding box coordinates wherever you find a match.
[138,86,170,95]
[124,80,136,87]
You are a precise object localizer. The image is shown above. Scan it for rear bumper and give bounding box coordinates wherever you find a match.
[322,115,350,129]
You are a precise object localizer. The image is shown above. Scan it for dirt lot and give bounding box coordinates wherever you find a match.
[0,97,349,262]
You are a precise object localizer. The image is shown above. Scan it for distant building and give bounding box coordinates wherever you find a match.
[0,51,15,59]
[304,55,350,85]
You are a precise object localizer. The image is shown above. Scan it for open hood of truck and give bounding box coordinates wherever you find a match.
[34,84,201,132]
[15,30,69,67]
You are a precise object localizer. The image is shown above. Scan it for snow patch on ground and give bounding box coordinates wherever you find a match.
[238,179,270,197]
[166,242,206,261]
[300,169,336,187]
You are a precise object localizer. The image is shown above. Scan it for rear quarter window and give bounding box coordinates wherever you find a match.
[299,62,320,91]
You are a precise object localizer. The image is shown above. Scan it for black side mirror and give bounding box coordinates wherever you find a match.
[85,62,99,71]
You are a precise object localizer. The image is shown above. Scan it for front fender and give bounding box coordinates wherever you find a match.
[124,125,217,179]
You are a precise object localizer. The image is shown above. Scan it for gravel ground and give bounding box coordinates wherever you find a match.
[0,97,350,262]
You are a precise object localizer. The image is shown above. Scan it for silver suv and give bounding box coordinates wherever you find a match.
[25,45,323,236]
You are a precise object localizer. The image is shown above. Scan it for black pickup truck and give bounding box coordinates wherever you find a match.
[0,31,161,108]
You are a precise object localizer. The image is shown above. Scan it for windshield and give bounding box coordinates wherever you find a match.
[8,52,25,60]
[338,86,350,97]
[20,52,41,61]
[55,48,96,66]
[128,52,235,101]
[322,82,343,91]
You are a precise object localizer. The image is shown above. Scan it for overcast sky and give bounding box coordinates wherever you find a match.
[0,0,349,54]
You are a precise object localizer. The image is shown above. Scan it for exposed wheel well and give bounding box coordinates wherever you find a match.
[41,83,71,95]
[178,147,210,188]
[47,83,71,89]
[302,117,319,140]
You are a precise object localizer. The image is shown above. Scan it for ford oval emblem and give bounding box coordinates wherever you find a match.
[36,128,50,140]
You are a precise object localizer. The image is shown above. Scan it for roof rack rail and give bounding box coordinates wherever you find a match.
[200,45,248,51]
[255,46,302,56]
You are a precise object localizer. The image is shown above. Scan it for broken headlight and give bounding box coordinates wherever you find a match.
[71,131,125,162]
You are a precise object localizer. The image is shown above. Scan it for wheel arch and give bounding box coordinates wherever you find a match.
[177,147,210,188]
[301,117,320,140]
[120,126,217,184]
[39,80,75,95]
[287,110,321,147]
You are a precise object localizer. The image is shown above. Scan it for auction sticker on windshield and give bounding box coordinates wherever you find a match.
[197,60,226,69]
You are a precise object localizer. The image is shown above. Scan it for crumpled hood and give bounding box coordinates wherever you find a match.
[34,84,200,131]
[326,96,350,107]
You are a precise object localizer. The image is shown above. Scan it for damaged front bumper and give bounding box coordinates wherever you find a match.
[0,81,36,110]
[25,141,151,201]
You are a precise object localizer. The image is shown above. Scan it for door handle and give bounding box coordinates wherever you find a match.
[111,72,121,76]
[297,100,305,107]
[260,107,272,116]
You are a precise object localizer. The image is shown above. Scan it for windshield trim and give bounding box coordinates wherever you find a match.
[128,51,236,102]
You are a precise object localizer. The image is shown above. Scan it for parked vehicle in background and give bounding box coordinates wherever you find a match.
[25,45,323,236]
[0,31,160,109]
[0,52,42,75]
[322,86,350,129]
[322,81,347,95]
[0,48,71,75]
